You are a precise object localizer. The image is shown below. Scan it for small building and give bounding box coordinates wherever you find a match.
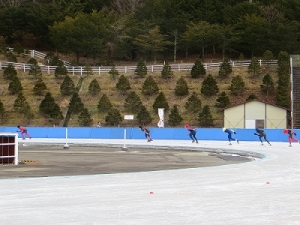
[223,100,288,129]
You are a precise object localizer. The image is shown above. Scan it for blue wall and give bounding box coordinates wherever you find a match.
[0,127,297,142]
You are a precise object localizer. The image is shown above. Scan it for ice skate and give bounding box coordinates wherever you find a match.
[236,139,239,144]
[22,138,25,140]
[192,140,195,143]
[229,143,232,145]
[261,143,264,146]
[289,144,292,147]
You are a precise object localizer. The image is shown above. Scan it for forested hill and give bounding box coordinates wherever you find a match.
[0,0,299,65]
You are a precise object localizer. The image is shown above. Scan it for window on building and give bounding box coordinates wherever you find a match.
[256,120,264,128]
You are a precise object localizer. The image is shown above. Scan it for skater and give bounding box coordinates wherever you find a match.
[185,123,198,143]
[139,125,153,142]
[286,129,299,147]
[17,125,31,140]
[223,127,239,145]
[254,128,271,146]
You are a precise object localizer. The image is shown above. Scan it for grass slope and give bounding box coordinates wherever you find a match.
[0,59,277,127]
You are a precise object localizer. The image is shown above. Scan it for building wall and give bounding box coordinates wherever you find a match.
[266,104,286,128]
[224,101,287,129]
[224,104,244,128]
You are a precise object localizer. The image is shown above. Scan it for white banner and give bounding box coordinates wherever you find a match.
[157,108,164,128]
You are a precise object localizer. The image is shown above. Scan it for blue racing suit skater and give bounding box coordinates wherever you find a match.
[223,127,239,145]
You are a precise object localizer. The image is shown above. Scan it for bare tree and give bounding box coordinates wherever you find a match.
[0,0,28,8]
[111,0,144,14]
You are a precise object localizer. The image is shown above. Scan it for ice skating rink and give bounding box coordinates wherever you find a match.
[1,139,300,225]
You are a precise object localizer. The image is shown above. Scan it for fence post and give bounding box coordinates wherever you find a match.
[125,66,127,73]
[259,59,262,66]
[99,67,101,75]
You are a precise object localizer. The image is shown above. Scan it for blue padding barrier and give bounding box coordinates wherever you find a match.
[1,127,299,142]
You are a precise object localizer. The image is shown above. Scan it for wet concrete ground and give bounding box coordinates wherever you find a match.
[0,145,251,179]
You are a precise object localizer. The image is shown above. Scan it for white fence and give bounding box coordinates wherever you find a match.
[1,49,278,75]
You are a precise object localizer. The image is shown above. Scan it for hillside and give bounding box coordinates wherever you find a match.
[0,54,277,127]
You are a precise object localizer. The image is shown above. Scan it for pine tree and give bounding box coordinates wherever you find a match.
[97,94,113,113]
[198,105,213,127]
[55,63,68,78]
[230,75,245,96]
[168,105,183,126]
[137,105,152,125]
[124,91,143,113]
[39,92,56,115]
[0,100,6,124]
[161,61,173,79]
[28,63,42,79]
[108,65,119,80]
[78,107,93,126]
[8,76,23,95]
[142,75,159,96]
[88,79,101,95]
[84,64,93,76]
[175,76,189,96]
[215,92,230,108]
[39,92,64,123]
[153,92,169,112]
[185,92,202,113]
[105,108,123,126]
[262,50,274,62]
[246,93,258,101]
[260,74,275,96]
[13,43,24,56]
[248,57,261,79]
[44,52,55,65]
[68,92,84,114]
[13,92,29,113]
[27,58,37,65]
[33,78,47,96]
[191,59,206,78]
[116,75,131,94]
[276,51,290,108]
[60,75,76,96]
[201,74,219,96]
[135,60,147,78]
[49,104,64,124]
[3,64,17,80]
[219,58,232,78]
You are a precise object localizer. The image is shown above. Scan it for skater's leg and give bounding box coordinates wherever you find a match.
[292,137,298,142]
[192,133,198,143]
[26,132,31,138]
[263,135,271,145]
[259,135,263,144]
[189,133,195,142]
